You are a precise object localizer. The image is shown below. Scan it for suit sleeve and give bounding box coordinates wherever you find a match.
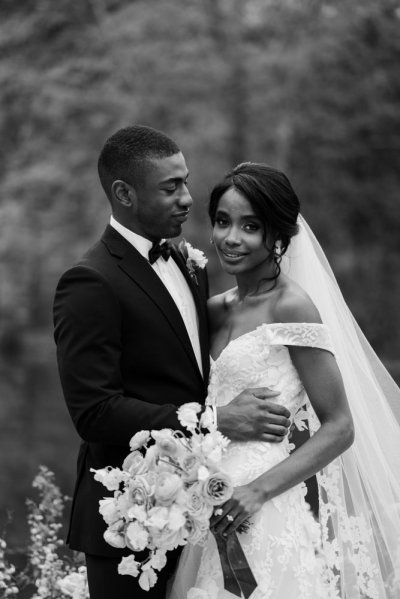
[53,266,183,446]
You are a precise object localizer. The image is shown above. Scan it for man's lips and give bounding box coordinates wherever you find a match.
[172,211,190,222]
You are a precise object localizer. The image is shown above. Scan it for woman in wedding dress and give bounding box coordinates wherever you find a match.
[170,163,400,599]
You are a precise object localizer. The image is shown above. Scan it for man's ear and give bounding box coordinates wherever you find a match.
[111,180,136,207]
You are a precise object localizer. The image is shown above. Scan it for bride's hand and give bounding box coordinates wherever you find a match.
[210,481,265,537]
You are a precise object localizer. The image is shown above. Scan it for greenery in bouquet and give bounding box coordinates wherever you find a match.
[92,402,232,591]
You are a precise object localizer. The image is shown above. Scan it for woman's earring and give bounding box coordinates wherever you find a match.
[210,238,214,245]
[274,241,282,257]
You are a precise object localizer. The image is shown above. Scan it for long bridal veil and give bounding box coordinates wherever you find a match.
[282,216,400,598]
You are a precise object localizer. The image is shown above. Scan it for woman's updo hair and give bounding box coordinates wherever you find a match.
[209,162,300,281]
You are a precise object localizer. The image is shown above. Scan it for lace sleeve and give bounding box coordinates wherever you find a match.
[267,322,335,354]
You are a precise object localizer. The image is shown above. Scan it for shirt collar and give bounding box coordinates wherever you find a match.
[110,215,153,260]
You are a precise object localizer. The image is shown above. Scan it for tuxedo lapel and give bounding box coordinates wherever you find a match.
[171,246,210,383]
[101,226,204,385]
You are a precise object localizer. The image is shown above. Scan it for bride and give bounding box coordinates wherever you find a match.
[170,163,400,598]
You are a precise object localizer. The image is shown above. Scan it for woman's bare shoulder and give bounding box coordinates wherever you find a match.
[273,276,322,324]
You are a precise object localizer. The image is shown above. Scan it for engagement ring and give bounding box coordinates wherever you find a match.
[214,508,223,516]
[226,514,234,522]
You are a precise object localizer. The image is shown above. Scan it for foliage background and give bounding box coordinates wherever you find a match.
[1,0,400,562]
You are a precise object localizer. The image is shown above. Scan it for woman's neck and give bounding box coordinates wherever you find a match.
[235,261,278,301]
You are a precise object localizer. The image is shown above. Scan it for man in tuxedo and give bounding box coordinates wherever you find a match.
[53,125,291,598]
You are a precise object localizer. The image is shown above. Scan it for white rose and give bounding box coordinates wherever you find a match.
[125,521,149,552]
[186,483,213,521]
[154,472,183,507]
[146,506,170,530]
[177,403,202,431]
[118,555,140,578]
[186,243,208,269]
[202,472,233,506]
[129,430,151,451]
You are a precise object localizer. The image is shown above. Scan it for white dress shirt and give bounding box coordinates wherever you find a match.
[110,216,203,375]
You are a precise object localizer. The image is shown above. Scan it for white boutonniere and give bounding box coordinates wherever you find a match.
[178,239,208,285]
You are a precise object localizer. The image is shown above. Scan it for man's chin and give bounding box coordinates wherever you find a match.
[164,224,183,239]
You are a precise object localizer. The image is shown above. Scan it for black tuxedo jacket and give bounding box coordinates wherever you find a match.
[53,225,210,556]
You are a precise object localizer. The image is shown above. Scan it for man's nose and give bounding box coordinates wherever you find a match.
[178,185,192,208]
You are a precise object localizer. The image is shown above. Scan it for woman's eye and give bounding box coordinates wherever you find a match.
[215,217,229,226]
[244,223,259,232]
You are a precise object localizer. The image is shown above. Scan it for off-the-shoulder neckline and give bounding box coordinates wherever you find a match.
[210,322,328,363]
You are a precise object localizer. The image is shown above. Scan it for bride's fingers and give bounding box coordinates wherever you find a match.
[210,500,236,527]
[212,507,243,537]
[223,512,248,537]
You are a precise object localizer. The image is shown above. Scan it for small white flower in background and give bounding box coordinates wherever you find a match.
[57,568,88,599]
[129,430,151,451]
[177,402,202,431]
[185,242,208,269]
[118,555,140,578]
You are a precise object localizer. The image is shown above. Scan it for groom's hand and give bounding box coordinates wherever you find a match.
[217,387,291,442]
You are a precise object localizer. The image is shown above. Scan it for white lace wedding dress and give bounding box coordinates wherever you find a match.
[172,321,336,599]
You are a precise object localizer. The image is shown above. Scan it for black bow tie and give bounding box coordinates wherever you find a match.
[148,240,172,264]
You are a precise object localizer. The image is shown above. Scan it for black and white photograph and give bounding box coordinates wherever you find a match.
[1,1,400,598]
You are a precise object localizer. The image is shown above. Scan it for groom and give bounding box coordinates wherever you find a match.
[53,125,291,598]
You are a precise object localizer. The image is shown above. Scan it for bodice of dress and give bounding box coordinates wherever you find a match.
[207,322,334,485]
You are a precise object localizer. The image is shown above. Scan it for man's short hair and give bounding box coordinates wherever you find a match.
[97,125,180,200]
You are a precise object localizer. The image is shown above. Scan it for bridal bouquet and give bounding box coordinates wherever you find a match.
[91,403,232,591]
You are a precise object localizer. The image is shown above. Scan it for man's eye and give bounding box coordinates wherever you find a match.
[164,186,177,193]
